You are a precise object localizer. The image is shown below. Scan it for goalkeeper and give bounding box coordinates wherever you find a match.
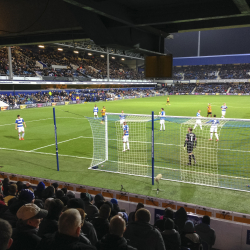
[184,127,197,166]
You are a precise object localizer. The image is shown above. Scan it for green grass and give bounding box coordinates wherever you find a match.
[1,95,250,214]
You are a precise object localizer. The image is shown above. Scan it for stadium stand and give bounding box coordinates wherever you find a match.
[0,47,144,80]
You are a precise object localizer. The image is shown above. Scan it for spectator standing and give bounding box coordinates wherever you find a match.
[2,178,10,196]
[0,219,13,250]
[174,207,187,234]
[181,220,202,250]
[124,208,165,250]
[81,192,98,220]
[92,204,111,240]
[96,215,137,250]
[34,182,45,199]
[4,184,17,205]
[195,216,216,250]
[10,203,48,250]
[154,207,178,232]
[38,199,64,237]
[161,218,181,250]
[36,209,96,250]
[128,202,144,223]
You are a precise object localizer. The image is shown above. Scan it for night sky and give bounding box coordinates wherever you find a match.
[165,27,250,57]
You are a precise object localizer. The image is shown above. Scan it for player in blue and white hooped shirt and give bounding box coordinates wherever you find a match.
[122,122,130,152]
[221,103,228,118]
[207,115,220,141]
[159,108,165,131]
[193,110,202,130]
[15,115,26,140]
[93,105,99,119]
[119,111,126,128]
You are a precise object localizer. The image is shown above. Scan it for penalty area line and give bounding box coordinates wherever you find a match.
[0,147,92,160]
[30,136,84,151]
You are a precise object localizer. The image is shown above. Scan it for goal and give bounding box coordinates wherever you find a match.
[86,113,250,192]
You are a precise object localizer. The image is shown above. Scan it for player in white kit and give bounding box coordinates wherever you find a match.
[122,122,130,152]
[119,111,126,129]
[15,115,26,140]
[193,110,202,130]
[207,115,220,141]
[93,105,98,119]
[221,103,227,118]
[159,108,165,131]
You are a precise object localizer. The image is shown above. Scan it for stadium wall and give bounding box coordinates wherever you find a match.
[1,173,250,250]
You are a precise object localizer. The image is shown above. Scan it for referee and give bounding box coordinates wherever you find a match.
[184,127,197,165]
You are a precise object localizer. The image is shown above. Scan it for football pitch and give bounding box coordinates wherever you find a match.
[1,95,250,214]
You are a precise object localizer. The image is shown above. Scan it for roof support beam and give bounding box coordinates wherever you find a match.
[232,0,250,13]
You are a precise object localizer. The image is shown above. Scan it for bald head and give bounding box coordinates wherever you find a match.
[109,215,126,237]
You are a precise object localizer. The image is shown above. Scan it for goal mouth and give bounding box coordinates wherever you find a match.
[86,113,250,192]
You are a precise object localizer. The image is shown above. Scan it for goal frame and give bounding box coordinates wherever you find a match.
[87,112,250,193]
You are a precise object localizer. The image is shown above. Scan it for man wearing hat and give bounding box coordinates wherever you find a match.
[10,203,48,250]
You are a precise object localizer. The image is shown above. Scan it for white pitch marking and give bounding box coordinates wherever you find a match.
[0,147,92,160]
[31,136,83,151]
[0,118,53,127]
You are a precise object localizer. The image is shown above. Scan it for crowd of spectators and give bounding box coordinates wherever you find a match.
[0,178,216,250]
[229,83,250,93]
[195,83,230,93]
[165,84,196,94]
[172,64,250,80]
[0,47,144,80]
[0,88,157,105]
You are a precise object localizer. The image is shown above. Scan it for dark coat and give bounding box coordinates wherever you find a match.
[195,223,216,247]
[162,229,181,250]
[38,217,58,237]
[96,234,137,250]
[154,218,179,233]
[82,220,98,246]
[174,207,187,234]
[123,221,166,250]
[91,217,109,241]
[10,222,41,250]
[84,201,99,221]
[36,232,96,250]
[181,233,203,250]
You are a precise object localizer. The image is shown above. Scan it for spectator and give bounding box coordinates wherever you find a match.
[61,187,67,195]
[124,208,165,250]
[2,177,10,196]
[10,203,48,250]
[4,184,17,205]
[0,219,13,250]
[195,216,216,250]
[174,207,187,234]
[67,198,85,210]
[1,189,35,227]
[38,199,64,237]
[161,218,181,250]
[15,181,24,193]
[34,199,44,209]
[118,212,128,225]
[96,215,137,250]
[44,198,54,210]
[36,209,96,250]
[110,198,120,215]
[128,202,144,223]
[66,190,75,199]
[51,182,59,192]
[34,182,45,199]
[92,204,111,240]
[154,207,177,232]
[81,192,98,221]
[42,186,55,200]
[181,220,202,250]
[94,193,105,209]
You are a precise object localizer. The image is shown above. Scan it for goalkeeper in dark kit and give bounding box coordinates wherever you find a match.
[184,127,197,165]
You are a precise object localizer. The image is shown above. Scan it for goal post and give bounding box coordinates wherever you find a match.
[86,113,250,192]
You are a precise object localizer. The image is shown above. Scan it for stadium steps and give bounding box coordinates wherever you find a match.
[227,87,231,93]
[191,87,196,93]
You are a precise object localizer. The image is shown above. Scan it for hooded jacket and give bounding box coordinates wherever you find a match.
[195,222,216,247]
[123,221,165,250]
[96,234,137,250]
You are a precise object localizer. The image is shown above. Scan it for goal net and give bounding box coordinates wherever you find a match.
[86,113,250,192]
